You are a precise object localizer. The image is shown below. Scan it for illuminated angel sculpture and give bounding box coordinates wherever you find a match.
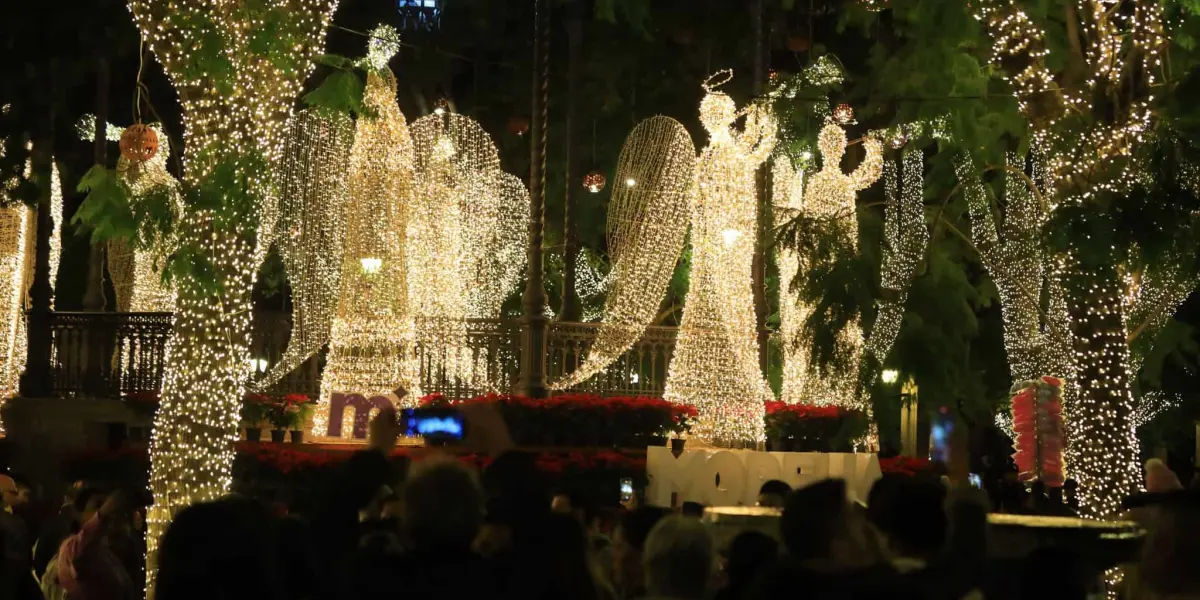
[408,111,528,387]
[663,72,777,442]
[780,123,882,409]
[261,27,527,436]
[78,118,180,312]
[547,72,775,442]
[315,64,423,434]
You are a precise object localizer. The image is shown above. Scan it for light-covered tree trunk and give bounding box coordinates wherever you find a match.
[125,0,338,590]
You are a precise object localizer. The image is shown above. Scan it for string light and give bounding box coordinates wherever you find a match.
[786,123,882,410]
[551,116,694,389]
[664,73,776,443]
[317,68,423,435]
[126,0,340,587]
[257,109,355,388]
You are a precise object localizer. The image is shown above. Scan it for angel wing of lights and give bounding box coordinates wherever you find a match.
[255,109,354,389]
[550,116,695,390]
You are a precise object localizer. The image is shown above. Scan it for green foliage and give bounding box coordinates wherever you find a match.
[304,68,373,118]
[73,166,137,243]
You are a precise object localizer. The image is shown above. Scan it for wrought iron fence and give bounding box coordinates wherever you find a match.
[44,311,676,400]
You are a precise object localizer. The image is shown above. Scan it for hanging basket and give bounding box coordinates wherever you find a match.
[119,124,159,162]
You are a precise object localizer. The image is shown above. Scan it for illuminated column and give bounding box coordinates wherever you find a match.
[664,72,775,443]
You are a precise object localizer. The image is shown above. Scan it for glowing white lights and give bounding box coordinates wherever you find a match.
[360,257,382,274]
[125,0,340,586]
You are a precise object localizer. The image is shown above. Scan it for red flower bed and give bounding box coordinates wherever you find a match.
[421,393,696,447]
[878,455,934,476]
[763,401,867,452]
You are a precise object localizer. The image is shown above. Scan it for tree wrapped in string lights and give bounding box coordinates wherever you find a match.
[113,0,339,584]
[970,0,1181,519]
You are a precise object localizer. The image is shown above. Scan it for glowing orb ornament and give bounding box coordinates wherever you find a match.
[583,170,606,193]
[832,103,855,125]
[119,124,159,162]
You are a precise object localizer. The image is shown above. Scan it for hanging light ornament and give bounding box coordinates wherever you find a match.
[832,103,855,125]
[119,123,159,162]
[583,170,606,193]
[433,97,451,116]
[889,127,908,149]
[507,115,530,136]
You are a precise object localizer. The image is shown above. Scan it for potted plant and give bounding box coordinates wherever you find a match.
[669,403,698,456]
[267,399,298,443]
[241,393,272,442]
[282,394,313,443]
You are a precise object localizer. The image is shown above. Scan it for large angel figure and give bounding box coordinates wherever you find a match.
[781,123,882,408]
[407,111,528,388]
[663,73,776,442]
[548,72,775,442]
[261,26,528,437]
[315,63,422,435]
